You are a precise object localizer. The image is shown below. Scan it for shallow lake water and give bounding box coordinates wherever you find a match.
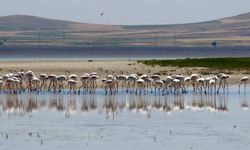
[1,46,250,60]
[0,85,249,150]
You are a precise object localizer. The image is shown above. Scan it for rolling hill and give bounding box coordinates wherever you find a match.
[0,12,250,46]
[0,15,122,31]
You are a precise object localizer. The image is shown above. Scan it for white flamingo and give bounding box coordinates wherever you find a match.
[204,76,217,94]
[4,78,14,93]
[68,79,77,94]
[164,76,174,94]
[89,72,99,93]
[172,79,181,94]
[135,78,145,95]
[12,77,20,94]
[140,74,153,93]
[116,75,127,92]
[208,79,216,93]
[24,70,35,91]
[239,76,249,93]
[39,74,47,91]
[153,80,164,95]
[104,78,117,95]
[79,73,90,94]
[126,74,138,93]
[190,74,200,93]
[68,74,77,81]
[197,77,205,93]
[184,76,191,91]
[217,73,230,94]
[31,76,40,92]
[47,74,57,92]
[172,75,186,93]
[56,75,67,92]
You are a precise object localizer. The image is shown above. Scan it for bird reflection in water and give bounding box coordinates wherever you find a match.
[0,91,246,118]
[187,93,228,112]
[81,95,89,112]
[173,94,184,110]
[162,96,172,113]
[239,93,249,110]
[217,94,229,112]
[104,95,118,120]
[81,95,100,113]
[206,94,217,112]
[190,94,205,110]
[65,94,77,118]
[26,93,38,117]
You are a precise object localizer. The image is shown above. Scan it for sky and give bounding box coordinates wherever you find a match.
[1,0,250,25]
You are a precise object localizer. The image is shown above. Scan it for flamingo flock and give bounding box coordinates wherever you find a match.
[0,69,249,95]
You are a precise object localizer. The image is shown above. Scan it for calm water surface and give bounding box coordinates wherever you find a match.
[0,86,249,150]
[1,46,250,60]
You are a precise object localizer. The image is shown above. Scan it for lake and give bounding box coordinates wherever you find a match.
[0,86,249,150]
[1,46,250,60]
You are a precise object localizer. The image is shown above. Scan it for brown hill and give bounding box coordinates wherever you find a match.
[0,15,121,31]
[0,12,250,46]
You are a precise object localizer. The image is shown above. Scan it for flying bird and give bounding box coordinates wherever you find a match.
[100,12,104,16]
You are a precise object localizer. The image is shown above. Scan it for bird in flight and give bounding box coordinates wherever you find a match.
[100,12,104,16]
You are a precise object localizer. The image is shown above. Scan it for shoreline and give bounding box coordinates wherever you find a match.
[0,60,247,86]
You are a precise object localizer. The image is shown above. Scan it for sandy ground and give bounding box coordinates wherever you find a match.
[0,60,248,86]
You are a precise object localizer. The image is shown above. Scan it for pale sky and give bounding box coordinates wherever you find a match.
[0,0,250,25]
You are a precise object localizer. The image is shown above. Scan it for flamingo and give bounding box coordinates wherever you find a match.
[24,70,35,92]
[4,78,14,93]
[172,79,181,94]
[47,74,57,92]
[190,74,200,93]
[197,77,205,93]
[172,75,186,93]
[89,73,99,93]
[208,78,216,94]
[239,76,249,93]
[13,69,25,91]
[104,78,117,95]
[68,74,77,81]
[12,77,20,94]
[151,74,161,81]
[116,75,127,92]
[204,76,217,94]
[31,77,40,92]
[78,73,90,94]
[68,79,77,94]
[39,74,48,91]
[56,75,67,92]
[217,73,230,94]
[184,76,191,92]
[153,80,164,95]
[126,74,138,93]
[140,74,153,93]
[135,78,145,95]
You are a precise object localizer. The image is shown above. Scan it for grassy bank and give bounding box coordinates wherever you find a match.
[138,58,250,70]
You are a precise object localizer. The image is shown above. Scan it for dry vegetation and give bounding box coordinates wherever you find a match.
[1,13,250,46]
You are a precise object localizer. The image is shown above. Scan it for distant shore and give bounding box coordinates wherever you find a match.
[1,45,250,60]
[0,45,249,86]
